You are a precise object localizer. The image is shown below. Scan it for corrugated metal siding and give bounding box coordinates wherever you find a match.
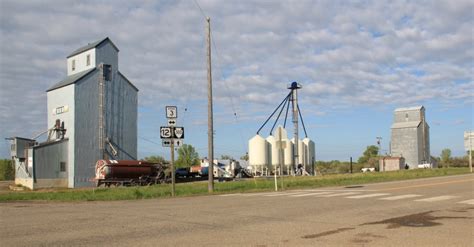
[426,125,431,164]
[74,68,137,187]
[33,140,68,179]
[111,73,137,160]
[391,127,419,168]
[394,110,422,123]
[74,70,101,187]
[96,42,118,73]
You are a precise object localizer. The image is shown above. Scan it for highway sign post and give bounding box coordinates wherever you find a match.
[160,106,181,197]
[275,126,287,191]
[465,131,473,173]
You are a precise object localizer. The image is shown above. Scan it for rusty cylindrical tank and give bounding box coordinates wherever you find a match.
[95,160,158,180]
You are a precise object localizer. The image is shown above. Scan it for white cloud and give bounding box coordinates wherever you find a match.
[0,0,472,158]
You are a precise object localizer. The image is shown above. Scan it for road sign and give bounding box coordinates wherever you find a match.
[160,127,172,139]
[166,106,177,119]
[162,139,183,147]
[174,127,184,139]
[174,139,183,147]
[168,119,177,126]
[162,139,172,147]
[465,131,473,151]
[160,126,184,139]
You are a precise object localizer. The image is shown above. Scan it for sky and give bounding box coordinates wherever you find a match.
[0,0,472,161]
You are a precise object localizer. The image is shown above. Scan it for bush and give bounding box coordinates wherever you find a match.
[0,159,14,181]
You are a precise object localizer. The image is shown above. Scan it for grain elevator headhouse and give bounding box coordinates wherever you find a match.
[12,37,138,189]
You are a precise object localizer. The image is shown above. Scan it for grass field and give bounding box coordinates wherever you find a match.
[0,168,469,202]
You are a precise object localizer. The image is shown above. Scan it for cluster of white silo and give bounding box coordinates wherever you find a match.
[248,126,315,175]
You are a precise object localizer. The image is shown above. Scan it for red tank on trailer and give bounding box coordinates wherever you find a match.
[95,160,166,187]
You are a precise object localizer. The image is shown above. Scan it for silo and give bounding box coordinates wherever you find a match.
[303,138,316,174]
[289,138,305,173]
[266,135,279,169]
[249,134,268,172]
[283,139,293,173]
[295,138,306,167]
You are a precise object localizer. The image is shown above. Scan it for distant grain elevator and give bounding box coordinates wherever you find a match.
[390,106,431,168]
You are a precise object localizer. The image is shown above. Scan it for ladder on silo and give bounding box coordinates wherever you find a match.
[99,64,106,159]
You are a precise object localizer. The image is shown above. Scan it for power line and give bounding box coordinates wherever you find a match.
[139,136,160,145]
[193,0,207,19]
[192,1,247,150]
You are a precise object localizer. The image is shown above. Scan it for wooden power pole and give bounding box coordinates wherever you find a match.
[207,17,214,192]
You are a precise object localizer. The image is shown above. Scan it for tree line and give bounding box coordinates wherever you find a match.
[142,145,473,173]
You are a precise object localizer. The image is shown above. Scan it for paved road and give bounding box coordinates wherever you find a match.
[1,174,473,246]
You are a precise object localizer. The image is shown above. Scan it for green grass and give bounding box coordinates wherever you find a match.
[0,168,469,202]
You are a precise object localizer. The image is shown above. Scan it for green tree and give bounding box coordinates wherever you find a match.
[440,148,452,167]
[143,155,166,164]
[175,144,200,168]
[0,159,14,181]
[358,145,379,164]
[240,153,249,161]
[220,155,233,160]
[466,150,473,159]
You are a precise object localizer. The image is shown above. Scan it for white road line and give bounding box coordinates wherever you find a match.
[218,194,242,197]
[295,189,376,192]
[414,196,459,202]
[264,192,306,197]
[457,199,474,205]
[219,192,291,197]
[319,192,362,197]
[289,192,334,197]
[379,194,422,201]
[240,192,282,196]
[346,193,390,199]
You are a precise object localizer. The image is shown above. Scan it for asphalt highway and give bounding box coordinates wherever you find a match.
[1,174,473,246]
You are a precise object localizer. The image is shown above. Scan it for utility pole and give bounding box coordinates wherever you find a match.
[470,133,472,173]
[350,157,353,174]
[274,127,283,192]
[207,17,214,192]
[376,137,382,156]
[277,127,285,190]
[170,140,175,196]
